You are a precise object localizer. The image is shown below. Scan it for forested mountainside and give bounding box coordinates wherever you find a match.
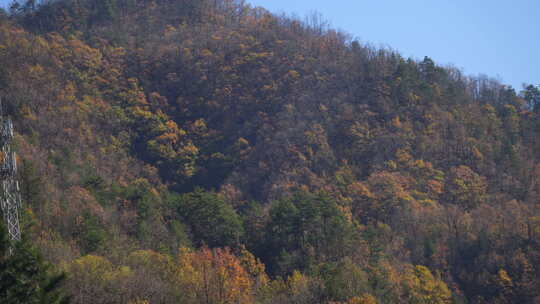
[1,0,540,303]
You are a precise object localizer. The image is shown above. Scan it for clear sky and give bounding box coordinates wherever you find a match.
[247,0,539,91]
[1,0,538,90]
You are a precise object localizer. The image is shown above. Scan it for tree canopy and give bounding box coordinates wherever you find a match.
[0,0,539,303]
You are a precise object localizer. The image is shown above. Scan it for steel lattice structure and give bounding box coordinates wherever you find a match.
[0,98,21,242]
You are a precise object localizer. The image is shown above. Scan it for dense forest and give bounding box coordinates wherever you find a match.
[1,0,540,303]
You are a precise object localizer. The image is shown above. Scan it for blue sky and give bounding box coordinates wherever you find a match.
[1,0,538,90]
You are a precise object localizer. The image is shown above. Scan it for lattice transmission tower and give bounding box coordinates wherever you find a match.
[0,98,21,242]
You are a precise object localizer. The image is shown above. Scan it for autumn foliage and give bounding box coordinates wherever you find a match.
[1,0,540,303]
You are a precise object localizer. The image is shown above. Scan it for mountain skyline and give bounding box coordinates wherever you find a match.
[1,0,537,91]
[248,0,539,91]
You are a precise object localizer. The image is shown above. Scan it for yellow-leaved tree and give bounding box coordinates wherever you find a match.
[175,247,254,304]
[402,265,452,304]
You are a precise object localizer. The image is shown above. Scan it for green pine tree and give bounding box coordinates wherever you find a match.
[0,223,69,304]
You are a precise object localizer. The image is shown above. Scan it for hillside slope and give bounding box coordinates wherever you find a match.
[1,0,540,303]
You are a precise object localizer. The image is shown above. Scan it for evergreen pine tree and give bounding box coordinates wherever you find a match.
[0,223,69,304]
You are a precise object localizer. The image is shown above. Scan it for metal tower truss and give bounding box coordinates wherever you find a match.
[0,98,22,242]
[1,180,21,241]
